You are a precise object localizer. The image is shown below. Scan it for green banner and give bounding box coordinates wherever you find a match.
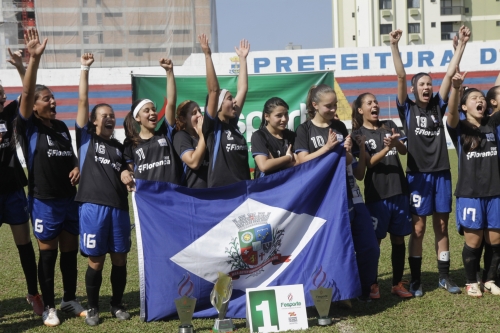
[132,71,334,168]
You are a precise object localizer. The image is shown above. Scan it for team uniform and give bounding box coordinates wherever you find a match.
[353,121,411,239]
[202,111,250,187]
[124,119,182,185]
[295,119,379,298]
[251,127,296,178]
[0,100,29,225]
[75,122,130,257]
[173,129,209,188]
[397,94,451,216]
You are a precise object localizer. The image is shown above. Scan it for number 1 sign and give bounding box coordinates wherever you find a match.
[246,285,308,333]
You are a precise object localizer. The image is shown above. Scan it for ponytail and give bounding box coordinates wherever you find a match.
[306,84,335,120]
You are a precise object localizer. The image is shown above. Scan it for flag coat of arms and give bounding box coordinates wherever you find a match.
[133,147,360,322]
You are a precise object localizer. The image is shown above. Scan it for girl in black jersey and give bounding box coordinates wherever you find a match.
[173,100,209,188]
[75,53,133,325]
[0,49,43,315]
[447,69,500,297]
[351,92,412,298]
[199,34,250,187]
[390,27,470,296]
[251,97,297,178]
[486,84,500,115]
[123,58,181,187]
[17,29,84,327]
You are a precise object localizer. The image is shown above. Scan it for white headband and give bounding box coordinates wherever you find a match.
[133,99,155,118]
[217,89,229,112]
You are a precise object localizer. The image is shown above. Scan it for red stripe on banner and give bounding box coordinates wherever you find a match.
[336,70,499,84]
[157,97,168,120]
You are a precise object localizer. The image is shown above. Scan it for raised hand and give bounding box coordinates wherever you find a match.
[7,49,24,69]
[285,144,295,165]
[451,65,467,89]
[234,39,250,58]
[389,29,402,45]
[24,28,47,58]
[344,134,353,153]
[325,128,339,150]
[458,25,471,44]
[81,53,94,66]
[159,58,173,72]
[383,128,401,149]
[452,35,458,51]
[194,115,204,136]
[354,134,366,150]
[198,34,211,55]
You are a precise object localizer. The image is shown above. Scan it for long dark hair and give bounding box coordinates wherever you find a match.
[176,100,199,131]
[89,103,118,142]
[486,85,500,111]
[351,93,371,130]
[460,88,485,152]
[305,84,335,120]
[123,99,144,147]
[259,97,289,129]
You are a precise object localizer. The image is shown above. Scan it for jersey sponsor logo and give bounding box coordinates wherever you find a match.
[466,148,498,160]
[157,138,168,146]
[95,143,106,154]
[386,148,397,156]
[486,133,495,142]
[137,157,171,173]
[414,127,440,136]
[226,130,234,141]
[94,155,123,171]
[47,149,73,157]
[46,135,55,146]
[0,137,10,149]
[226,144,248,152]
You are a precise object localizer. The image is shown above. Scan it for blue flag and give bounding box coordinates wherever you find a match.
[133,147,360,322]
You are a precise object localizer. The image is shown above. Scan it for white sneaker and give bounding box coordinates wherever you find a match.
[60,298,87,317]
[466,283,482,298]
[484,280,500,295]
[42,306,60,327]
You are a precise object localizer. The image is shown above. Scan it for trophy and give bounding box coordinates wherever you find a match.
[210,272,234,333]
[175,295,197,333]
[309,287,333,326]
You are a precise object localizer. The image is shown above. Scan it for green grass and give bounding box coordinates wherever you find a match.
[1,152,498,332]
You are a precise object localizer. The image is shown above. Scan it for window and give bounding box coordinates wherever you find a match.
[408,23,420,33]
[129,48,166,56]
[104,12,122,17]
[129,30,165,35]
[379,0,391,9]
[96,0,102,5]
[172,29,190,35]
[441,22,456,40]
[171,47,193,56]
[83,0,87,7]
[352,35,356,41]
[380,24,392,35]
[105,49,122,57]
[497,21,500,26]
[407,0,419,8]
[96,13,102,25]
[97,31,103,44]
[82,13,88,25]
[352,12,355,18]
[431,22,436,27]
[465,7,469,13]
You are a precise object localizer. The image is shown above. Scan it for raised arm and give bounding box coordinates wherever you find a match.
[77,53,94,128]
[20,29,47,119]
[7,48,26,83]
[233,39,250,117]
[199,34,219,118]
[159,58,176,126]
[439,25,470,101]
[446,67,467,129]
[390,29,407,104]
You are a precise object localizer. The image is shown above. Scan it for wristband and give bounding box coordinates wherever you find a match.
[81,65,90,71]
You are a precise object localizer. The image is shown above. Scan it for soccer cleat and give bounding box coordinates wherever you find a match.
[391,281,413,298]
[369,283,380,300]
[26,293,44,316]
[484,281,500,295]
[466,283,482,297]
[85,308,100,326]
[111,305,131,321]
[409,280,423,297]
[438,277,462,294]
[60,298,87,317]
[42,306,60,327]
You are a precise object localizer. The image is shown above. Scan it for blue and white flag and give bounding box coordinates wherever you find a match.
[133,147,360,322]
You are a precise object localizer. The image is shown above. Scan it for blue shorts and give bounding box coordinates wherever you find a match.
[365,194,412,239]
[0,189,29,225]
[29,196,79,241]
[407,170,452,216]
[456,196,500,232]
[79,203,131,257]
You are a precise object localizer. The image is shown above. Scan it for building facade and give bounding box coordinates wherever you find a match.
[332,0,500,48]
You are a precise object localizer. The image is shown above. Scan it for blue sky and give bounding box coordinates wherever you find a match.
[215,0,333,52]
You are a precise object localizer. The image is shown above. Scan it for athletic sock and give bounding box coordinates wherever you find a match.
[38,249,58,309]
[462,243,481,284]
[476,239,485,274]
[485,244,500,282]
[60,249,78,302]
[85,265,103,310]
[392,243,406,286]
[408,256,422,283]
[110,264,127,307]
[437,250,451,280]
[17,242,39,296]
[483,243,493,282]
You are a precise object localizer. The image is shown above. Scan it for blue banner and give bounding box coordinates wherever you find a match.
[133,146,360,322]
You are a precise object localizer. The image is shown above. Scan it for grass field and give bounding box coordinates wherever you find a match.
[1,152,499,333]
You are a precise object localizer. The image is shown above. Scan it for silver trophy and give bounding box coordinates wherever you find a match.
[210,272,234,333]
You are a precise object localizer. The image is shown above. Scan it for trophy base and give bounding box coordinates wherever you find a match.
[179,325,195,333]
[318,317,332,326]
[212,318,234,332]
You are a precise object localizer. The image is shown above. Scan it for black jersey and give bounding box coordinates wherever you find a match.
[353,121,408,203]
[75,123,128,210]
[251,127,296,178]
[16,113,77,199]
[173,130,209,189]
[397,94,449,173]
[123,120,181,184]
[448,120,500,198]
[202,112,250,188]
[0,100,27,194]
